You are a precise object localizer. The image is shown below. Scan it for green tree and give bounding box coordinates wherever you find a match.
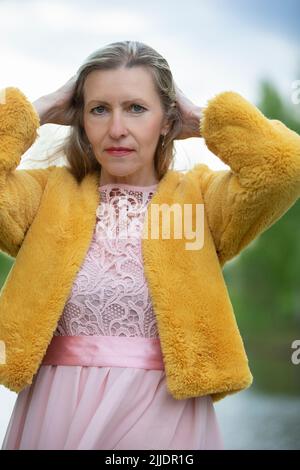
[0,253,14,291]
[224,77,300,395]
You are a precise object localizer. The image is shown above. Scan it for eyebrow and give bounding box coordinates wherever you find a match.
[86,98,148,106]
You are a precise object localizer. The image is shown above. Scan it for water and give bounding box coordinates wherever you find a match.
[214,388,300,450]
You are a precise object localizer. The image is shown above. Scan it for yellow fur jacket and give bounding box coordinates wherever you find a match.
[0,87,300,402]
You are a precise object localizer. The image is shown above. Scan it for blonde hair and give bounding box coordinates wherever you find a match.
[33,40,183,183]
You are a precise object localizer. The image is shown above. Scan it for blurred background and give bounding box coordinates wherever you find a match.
[0,0,299,449]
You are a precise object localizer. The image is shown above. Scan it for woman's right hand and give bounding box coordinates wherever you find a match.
[32,75,77,126]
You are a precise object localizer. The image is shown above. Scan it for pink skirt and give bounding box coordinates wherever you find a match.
[2,336,224,450]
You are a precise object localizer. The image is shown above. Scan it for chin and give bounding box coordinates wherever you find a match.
[105,163,140,174]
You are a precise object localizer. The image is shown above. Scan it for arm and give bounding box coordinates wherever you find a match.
[0,87,56,258]
[191,91,300,266]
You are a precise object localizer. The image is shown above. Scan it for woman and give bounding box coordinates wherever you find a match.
[1,40,299,450]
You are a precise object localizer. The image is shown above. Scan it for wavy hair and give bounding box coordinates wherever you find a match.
[31,40,183,183]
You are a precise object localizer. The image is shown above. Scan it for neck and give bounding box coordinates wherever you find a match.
[99,170,159,187]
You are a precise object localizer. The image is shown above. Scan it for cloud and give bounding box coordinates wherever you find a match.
[0,0,151,36]
[0,0,298,171]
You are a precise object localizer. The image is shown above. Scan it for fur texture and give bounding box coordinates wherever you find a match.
[0,87,299,402]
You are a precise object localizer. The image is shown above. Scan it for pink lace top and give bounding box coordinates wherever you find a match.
[3,182,225,450]
[54,182,159,338]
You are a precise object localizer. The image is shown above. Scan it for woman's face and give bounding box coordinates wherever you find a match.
[83,66,170,184]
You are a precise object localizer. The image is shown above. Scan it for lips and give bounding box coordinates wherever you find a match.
[105,147,134,157]
[106,147,133,151]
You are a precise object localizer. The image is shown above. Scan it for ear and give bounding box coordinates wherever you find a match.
[160,116,171,135]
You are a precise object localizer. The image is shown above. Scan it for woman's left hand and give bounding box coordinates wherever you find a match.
[174,83,203,139]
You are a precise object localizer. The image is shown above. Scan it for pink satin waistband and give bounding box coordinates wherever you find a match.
[41,335,165,370]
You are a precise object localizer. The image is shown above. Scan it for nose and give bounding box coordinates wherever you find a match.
[108,110,128,139]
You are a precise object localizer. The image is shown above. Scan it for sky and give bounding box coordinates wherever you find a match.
[0,0,299,173]
[0,0,299,446]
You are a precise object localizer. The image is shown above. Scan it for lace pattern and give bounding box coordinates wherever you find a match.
[54,183,159,338]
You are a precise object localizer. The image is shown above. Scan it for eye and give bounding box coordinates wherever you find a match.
[90,104,146,115]
[130,104,146,113]
[91,105,106,115]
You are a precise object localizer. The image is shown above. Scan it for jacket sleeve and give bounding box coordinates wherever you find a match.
[192,91,300,266]
[0,87,56,258]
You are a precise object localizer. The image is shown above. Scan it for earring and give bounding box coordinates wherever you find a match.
[161,134,166,148]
